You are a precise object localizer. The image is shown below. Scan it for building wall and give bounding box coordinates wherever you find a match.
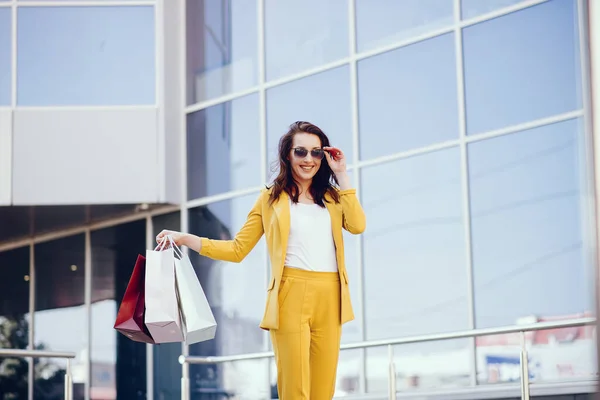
[0,0,597,400]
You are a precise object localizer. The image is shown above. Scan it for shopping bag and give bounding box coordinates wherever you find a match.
[114,254,155,344]
[173,248,217,344]
[144,239,185,343]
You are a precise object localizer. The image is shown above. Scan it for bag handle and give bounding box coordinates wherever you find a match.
[155,235,184,259]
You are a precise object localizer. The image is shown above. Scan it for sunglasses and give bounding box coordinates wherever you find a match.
[292,147,325,159]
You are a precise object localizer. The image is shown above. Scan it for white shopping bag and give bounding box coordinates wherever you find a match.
[173,245,217,344]
[144,239,185,343]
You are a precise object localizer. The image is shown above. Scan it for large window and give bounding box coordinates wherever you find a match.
[462,0,581,134]
[0,8,10,106]
[186,0,258,104]
[355,0,454,53]
[17,6,155,106]
[0,247,30,399]
[357,33,459,159]
[187,93,262,200]
[264,0,349,81]
[34,234,86,399]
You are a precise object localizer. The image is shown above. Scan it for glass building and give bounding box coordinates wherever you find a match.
[0,0,598,399]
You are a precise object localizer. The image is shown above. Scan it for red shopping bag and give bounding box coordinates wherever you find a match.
[114,254,155,344]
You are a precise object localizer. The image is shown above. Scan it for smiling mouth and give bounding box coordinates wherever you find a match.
[300,166,314,172]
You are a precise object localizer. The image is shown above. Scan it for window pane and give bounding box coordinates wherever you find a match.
[355,0,454,53]
[265,0,349,82]
[188,194,269,396]
[187,93,261,200]
[358,33,459,159]
[266,66,353,177]
[362,148,471,392]
[91,220,147,400]
[17,6,155,106]
[34,234,86,398]
[362,147,469,341]
[469,119,592,330]
[0,247,30,399]
[463,0,582,135]
[186,0,258,104]
[461,0,528,19]
[367,339,471,393]
[0,8,9,106]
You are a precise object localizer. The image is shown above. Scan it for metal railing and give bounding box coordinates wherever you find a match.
[0,348,76,400]
[179,317,596,400]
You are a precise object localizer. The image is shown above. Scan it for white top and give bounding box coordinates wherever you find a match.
[284,200,338,272]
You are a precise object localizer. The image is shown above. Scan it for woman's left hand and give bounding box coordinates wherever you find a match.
[323,146,347,174]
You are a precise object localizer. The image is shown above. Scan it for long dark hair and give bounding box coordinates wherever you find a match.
[269,121,340,207]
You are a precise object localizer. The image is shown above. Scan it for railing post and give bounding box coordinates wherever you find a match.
[64,358,73,400]
[181,356,190,400]
[387,345,396,400]
[519,331,530,400]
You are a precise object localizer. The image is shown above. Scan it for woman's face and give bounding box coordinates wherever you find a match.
[288,132,324,185]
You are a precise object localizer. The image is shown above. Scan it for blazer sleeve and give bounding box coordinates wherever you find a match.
[198,191,265,263]
[339,188,366,234]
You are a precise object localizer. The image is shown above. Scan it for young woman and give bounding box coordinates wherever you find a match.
[156,121,366,399]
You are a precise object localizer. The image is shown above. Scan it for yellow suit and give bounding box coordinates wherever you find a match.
[198,186,366,399]
[198,187,366,329]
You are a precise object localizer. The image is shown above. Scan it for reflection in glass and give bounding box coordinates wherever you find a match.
[469,119,591,330]
[461,0,527,19]
[264,0,349,81]
[462,0,581,134]
[367,340,471,393]
[361,147,469,340]
[91,220,146,400]
[355,0,453,53]
[34,234,86,399]
[0,247,30,399]
[188,194,269,397]
[0,8,10,106]
[358,33,458,159]
[17,6,155,106]
[152,212,183,400]
[187,93,261,200]
[476,323,597,385]
[266,66,353,178]
[186,0,258,104]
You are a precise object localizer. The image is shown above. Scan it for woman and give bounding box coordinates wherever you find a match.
[156,121,366,399]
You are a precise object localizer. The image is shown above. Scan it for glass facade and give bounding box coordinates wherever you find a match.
[0,0,597,399]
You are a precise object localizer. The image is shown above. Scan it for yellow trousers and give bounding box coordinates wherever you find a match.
[270,267,342,400]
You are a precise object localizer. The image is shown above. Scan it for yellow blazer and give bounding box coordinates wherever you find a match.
[198,186,366,330]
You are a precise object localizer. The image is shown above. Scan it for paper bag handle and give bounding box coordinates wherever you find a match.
[155,235,184,259]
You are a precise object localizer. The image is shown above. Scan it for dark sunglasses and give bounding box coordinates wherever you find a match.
[292,147,325,159]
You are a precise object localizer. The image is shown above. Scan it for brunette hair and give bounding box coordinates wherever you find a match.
[268,121,340,206]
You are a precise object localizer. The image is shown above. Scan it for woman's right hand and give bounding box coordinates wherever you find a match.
[155,230,202,253]
[156,230,187,247]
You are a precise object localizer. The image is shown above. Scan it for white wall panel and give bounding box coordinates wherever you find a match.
[12,108,159,205]
[0,109,11,205]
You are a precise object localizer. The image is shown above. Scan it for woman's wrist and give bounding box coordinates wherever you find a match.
[182,233,202,252]
[336,172,352,190]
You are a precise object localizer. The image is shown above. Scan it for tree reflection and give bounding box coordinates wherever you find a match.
[0,315,66,400]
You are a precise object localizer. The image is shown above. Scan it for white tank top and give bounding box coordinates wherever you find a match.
[284,199,338,272]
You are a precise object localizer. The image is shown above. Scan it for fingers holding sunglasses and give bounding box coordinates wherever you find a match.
[323,147,344,161]
[323,147,347,174]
